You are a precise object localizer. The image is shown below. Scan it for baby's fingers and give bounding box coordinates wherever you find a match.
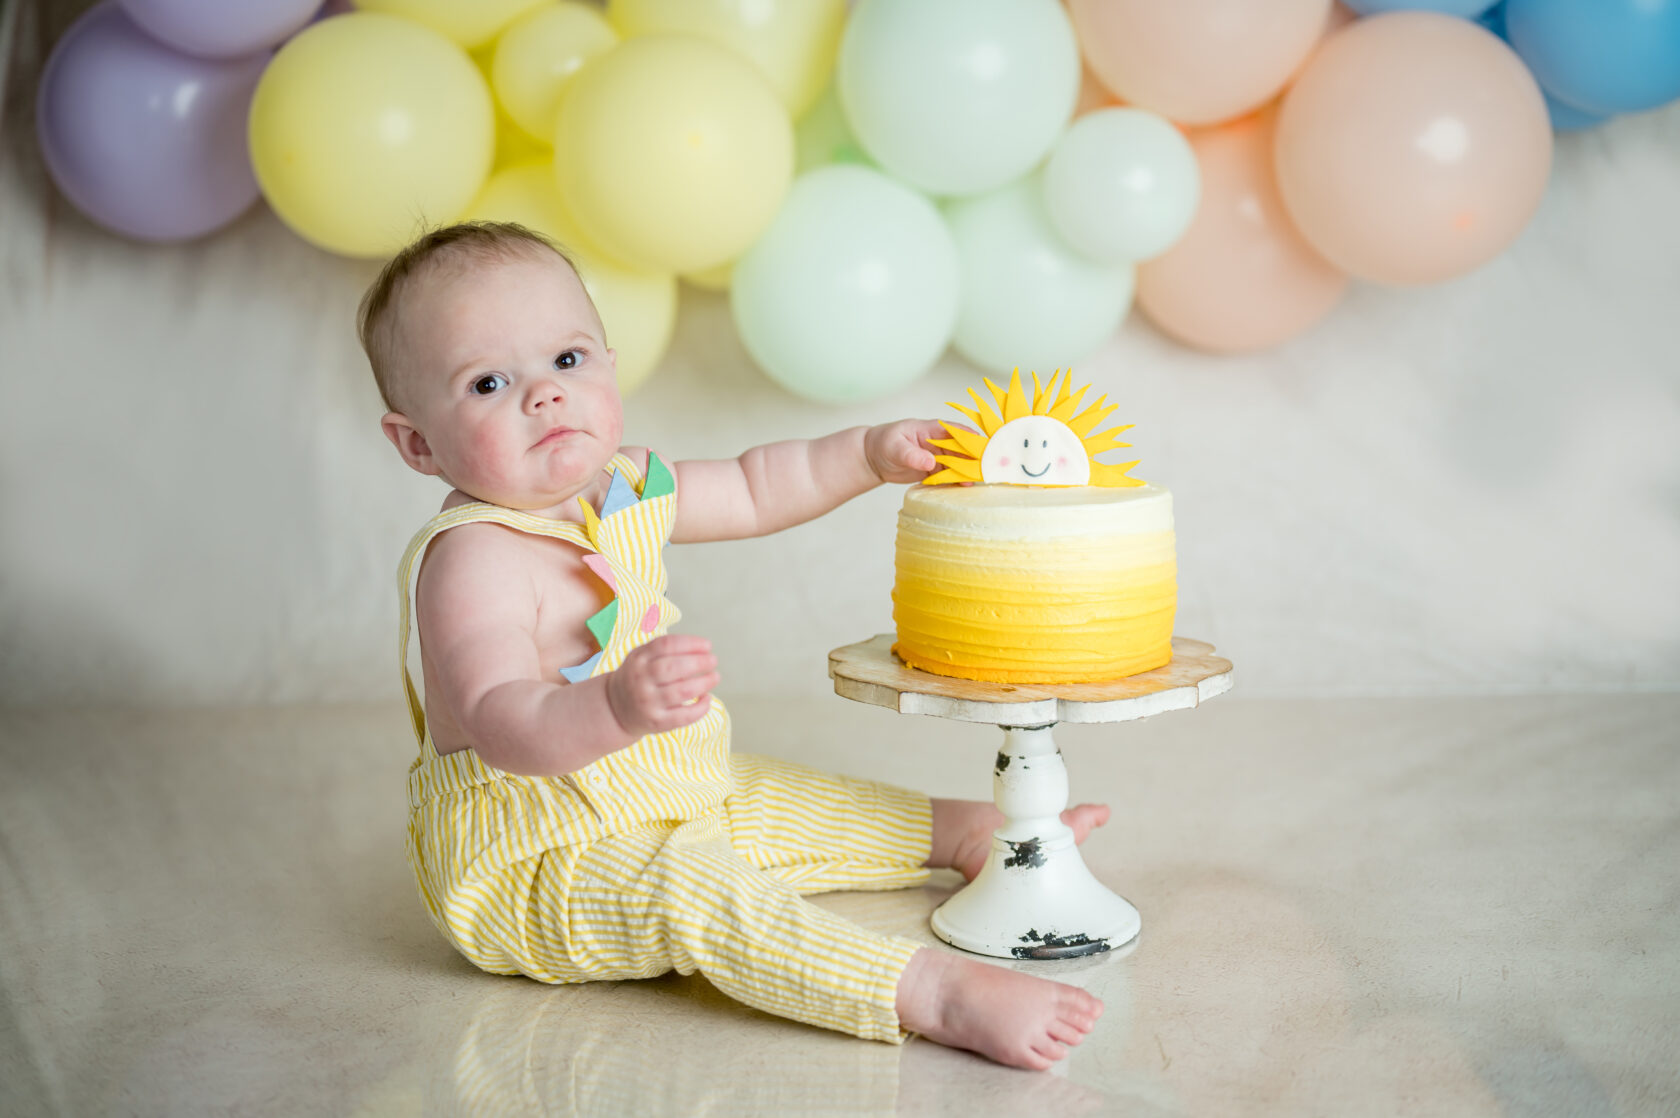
[650,651,718,686]
[643,633,711,658]
[654,675,718,730]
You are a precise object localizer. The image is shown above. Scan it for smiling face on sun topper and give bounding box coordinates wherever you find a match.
[924,368,1144,488]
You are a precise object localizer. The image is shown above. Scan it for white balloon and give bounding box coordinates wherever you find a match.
[1043,107,1201,263]
[946,173,1134,375]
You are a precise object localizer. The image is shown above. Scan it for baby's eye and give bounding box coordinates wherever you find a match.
[554,349,581,370]
[471,373,508,396]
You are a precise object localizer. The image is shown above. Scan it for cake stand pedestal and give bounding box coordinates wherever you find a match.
[828,635,1233,960]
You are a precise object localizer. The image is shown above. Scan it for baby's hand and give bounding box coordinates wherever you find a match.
[605,634,719,739]
[865,419,945,484]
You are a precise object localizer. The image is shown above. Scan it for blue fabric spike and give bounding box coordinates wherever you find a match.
[559,651,603,684]
[598,469,639,519]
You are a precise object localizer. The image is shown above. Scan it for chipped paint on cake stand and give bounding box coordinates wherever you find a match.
[828,635,1233,960]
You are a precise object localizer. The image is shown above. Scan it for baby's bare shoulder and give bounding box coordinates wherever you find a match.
[417,523,547,625]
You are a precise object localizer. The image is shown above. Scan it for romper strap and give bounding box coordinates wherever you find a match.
[395,452,654,750]
[605,451,643,489]
[396,503,594,750]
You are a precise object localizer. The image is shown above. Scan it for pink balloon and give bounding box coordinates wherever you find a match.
[1067,0,1332,126]
[1136,111,1347,355]
[1274,12,1552,285]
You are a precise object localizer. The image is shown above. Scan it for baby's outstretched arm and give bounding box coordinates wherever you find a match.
[416,523,717,776]
[669,420,945,543]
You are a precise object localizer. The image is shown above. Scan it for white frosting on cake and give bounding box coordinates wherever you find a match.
[898,482,1174,538]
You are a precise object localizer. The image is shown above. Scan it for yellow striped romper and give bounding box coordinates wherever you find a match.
[399,450,933,1042]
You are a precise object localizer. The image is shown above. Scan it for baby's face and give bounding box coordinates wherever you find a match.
[393,250,621,511]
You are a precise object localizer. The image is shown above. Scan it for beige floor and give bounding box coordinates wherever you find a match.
[2,690,1677,1117]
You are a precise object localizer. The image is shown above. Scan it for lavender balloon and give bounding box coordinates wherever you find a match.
[119,0,320,59]
[36,2,266,242]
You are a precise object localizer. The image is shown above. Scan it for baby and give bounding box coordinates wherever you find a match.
[360,221,1109,1070]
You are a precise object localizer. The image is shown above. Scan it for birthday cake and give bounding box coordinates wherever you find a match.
[891,370,1176,684]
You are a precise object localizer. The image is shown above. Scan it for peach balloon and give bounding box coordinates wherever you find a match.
[1068,0,1331,126]
[1274,12,1552,286]
[1136,111,1347,354]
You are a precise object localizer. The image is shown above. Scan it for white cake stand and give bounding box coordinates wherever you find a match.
[828,635,1233,960]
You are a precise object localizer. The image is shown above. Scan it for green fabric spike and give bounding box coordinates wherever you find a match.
[586,599,619,649]
[641,450,675,500]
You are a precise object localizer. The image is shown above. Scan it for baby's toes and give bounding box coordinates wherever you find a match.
[1062,987,1103,1017]
[1030,1038,1070,1065]
[1048,1019,1089,1047]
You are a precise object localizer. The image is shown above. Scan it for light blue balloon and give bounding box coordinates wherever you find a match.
[945,173,1133,377]
[1504,0,1680,115]
[1478,3,1613,130]
[1543,91,1607,131]
[731,165,959,404]
[1344,0,1496,14]
[838,0,1079,197]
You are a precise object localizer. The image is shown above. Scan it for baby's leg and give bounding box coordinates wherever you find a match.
[565,816,919,1042]
[930,799,1113,882]
[564,817,1103,1068]
[725,754,932,893]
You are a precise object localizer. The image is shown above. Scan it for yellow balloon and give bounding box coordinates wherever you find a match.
[468,42,552,171]
[682,260,733,292]
[249,13,493,258]
[553,35,793,274]
[351,0,547,50]
[462,161,678,393]
[492,3,619,142]
[493,112,551,172]
[607,0,846,119]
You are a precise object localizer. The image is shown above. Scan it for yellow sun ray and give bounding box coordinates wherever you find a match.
[963,386,1005,436]
[931,453,984,479]
[923,368,1148,488]
[1065,395,1116,439]
[1001,371,1030,420]
[931,424,989,460]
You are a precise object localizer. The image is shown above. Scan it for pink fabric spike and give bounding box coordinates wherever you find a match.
[581,553,618,592]
[640,604,659,634]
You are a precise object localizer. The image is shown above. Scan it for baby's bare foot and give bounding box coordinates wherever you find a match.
[896,949,1103,1070]
[941,801,1112,882]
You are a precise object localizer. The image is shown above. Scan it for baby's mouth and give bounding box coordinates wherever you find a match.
[535,426,581,448]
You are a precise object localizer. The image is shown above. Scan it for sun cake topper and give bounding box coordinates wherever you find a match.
[923,368,1145,488]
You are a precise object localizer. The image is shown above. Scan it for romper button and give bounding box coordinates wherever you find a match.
[588,773,605,786]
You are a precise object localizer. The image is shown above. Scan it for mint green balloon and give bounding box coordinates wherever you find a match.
[946,173,1134,376]
[838,0,1079,196]
[732,165,959,404]
[1044,107,1201,264]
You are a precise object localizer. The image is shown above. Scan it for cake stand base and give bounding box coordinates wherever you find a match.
[828,636,1233,961]
[931,724,1140,959]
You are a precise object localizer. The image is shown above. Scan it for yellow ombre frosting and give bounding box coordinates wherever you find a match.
[892,482,1176,684]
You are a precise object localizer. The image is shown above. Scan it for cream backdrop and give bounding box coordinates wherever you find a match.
[2,12,1677,709]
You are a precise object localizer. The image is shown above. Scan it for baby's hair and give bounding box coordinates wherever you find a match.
[357,221,581,413]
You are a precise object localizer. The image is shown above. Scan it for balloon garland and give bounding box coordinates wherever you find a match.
[35,0,1680,400]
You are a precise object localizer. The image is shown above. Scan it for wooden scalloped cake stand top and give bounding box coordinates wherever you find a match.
[828,635,1233,960]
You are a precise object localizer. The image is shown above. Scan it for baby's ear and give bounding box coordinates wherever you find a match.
[381,412,439,476]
